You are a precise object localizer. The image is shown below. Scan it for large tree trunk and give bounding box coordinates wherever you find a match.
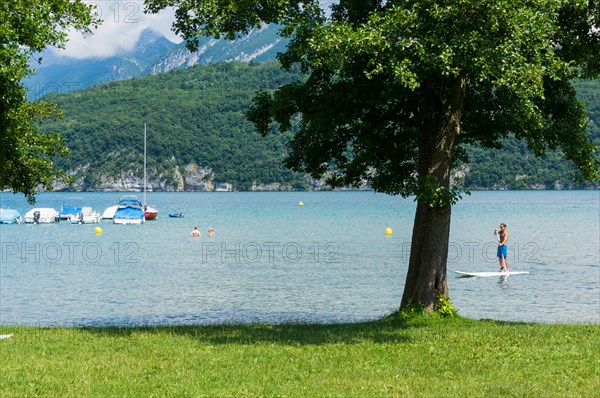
[400,77,467,312]
[401,202,452,310]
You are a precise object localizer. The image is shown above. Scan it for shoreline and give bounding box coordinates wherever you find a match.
[2,315,600,329]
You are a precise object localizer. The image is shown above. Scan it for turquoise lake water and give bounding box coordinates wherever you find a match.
[1,190,598,325]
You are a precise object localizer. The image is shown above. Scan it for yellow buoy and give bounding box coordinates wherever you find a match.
[95,227,103,235]
[385,227,393,236]
[299,201,304,206]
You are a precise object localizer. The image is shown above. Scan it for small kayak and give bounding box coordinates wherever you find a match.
[169,212,184,218]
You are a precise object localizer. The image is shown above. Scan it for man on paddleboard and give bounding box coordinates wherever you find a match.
[494,223,509,272]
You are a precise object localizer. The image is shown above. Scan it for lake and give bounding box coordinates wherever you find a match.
[0,190,598,326]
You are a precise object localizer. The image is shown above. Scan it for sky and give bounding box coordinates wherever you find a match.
[60,0,339,59]
[58,1,181,59]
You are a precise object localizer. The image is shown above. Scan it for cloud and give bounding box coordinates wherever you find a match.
[55,0,340,59]
[56,1,182,59]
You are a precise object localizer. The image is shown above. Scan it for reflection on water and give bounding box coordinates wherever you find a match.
[497,275,510,289]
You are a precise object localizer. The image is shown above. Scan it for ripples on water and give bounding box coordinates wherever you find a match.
[1,190,598,326]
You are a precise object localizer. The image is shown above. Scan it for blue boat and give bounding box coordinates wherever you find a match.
[0,209,22,224]
[169,212,184,218]
[113,196,145,224]
[59,197,83,220]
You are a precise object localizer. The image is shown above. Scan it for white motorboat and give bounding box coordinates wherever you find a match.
[102,205,118,219]
[70,207,101,224]
[24,208,59,224]
[59,197,84,220]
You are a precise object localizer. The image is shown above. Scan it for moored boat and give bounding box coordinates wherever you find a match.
[113,196,145,225]
[59,197,83,220]
[143,204,158,220]
[24,208,59,224]
[102,205,118,219]
[70,207,101,224]
[0,209,22,224]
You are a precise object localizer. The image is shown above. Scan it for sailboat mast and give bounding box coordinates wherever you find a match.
[144,123,147,205]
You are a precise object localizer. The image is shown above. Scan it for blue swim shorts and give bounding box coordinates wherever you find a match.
[497,245,508,258]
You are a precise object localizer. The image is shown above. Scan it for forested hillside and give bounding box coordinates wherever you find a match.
[42,61,306,191]
[462,79,600,189]
[41,61,599,191]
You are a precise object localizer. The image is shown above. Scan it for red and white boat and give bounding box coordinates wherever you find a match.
[143,204,158,220]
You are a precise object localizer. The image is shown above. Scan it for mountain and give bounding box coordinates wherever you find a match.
[150,25,287,73]
[37,60,599,193]
[40,61,308,192]
[25,29,178,101]
[25,25,287,101]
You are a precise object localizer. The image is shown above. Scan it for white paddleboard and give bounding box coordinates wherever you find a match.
[455,271,529,277]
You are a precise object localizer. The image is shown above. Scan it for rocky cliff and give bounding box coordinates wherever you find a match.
[52,163,222,192]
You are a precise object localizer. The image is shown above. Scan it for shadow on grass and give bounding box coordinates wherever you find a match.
[77,312,424,346]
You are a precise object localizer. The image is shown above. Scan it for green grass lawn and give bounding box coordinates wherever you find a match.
[1,314,598,397]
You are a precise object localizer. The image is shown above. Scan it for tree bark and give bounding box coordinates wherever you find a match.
[401,202,452,310]
[400,77,467,312]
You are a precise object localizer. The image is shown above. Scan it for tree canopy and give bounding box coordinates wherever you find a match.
[146,0,600,311]
[0,0,98,203]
